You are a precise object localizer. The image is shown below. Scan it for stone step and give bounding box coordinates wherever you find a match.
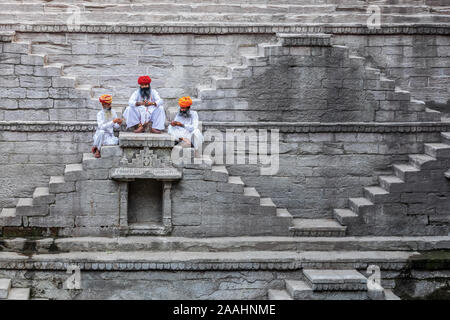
[392,164,421,182]
[408,154,437,170]
[290,219,346,237]
[204,165,229,182]
[285,280,314,300]
[49,175,76,193]
[0,279,12,299]
[276,208,293,218]
[82,152,115,170]
[363,186,398,203]
[423,108,441,121]
[365,67,381,79]
[267,289,292,300]
[409,99,426,112]
[0,208,22,227]
[32,187,55,205]
[378,176,404,193]
[15,198,48,216]
[218,176,245,194]
[243,187,260,199]
[3,12,449,25]
[333,208,358,225]
[424,143,450,158]
[384,289,401,300]
[348,197,373,215]
[441,132,450,144]
[9,3,433,15]
[64,163,86,182]
[303,269,367,291]
[7,288,30,300]
[258,197,277,215]
[9,236,450,253]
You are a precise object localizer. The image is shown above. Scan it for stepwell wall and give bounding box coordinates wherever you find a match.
[1,31,450,228]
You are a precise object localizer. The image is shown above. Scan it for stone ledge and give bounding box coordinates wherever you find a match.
[0,251,418,271]
[1,121,449,133]
[119,132,175,148]
[278,33,332,47]
[0,23,449,35]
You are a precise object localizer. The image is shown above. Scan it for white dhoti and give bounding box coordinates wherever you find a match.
[93,109,120,149]
[93,129,119,149]
[125,88,166,130]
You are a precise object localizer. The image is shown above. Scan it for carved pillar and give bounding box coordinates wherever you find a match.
[162,181,172,231]
[119,182,128,227]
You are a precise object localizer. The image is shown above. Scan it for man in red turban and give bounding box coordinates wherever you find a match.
[168,96,204,154]
[123,75,165,133]
[92,94,122,158]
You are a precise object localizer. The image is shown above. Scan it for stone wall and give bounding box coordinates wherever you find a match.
[3,32,447,123]
[335,34,450,108]
[202,124,449,220]
[0,126,92,209]
[14,32,273,115]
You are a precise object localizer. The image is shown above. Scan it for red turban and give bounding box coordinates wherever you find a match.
[99,94,112,104]
[178,96,192,108]
[138,76,151,85]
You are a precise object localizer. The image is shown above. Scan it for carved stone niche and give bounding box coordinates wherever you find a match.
[111,133,181,236]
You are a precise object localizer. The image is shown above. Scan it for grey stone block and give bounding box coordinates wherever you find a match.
[49,176,76,193]
[0,278,12,299]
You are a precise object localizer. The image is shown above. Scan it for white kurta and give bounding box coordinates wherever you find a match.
[93,109,120,149]
[123,89,165,130]
[168,110,204,150]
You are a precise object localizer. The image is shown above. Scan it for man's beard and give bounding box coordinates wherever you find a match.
[140,86,151,100]
[104,109,112,120]
[179,109,191,118]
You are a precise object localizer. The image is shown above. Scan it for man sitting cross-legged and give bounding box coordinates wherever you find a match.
[168,96,204,155]
[92,94,122,158]
[123,75,165,134]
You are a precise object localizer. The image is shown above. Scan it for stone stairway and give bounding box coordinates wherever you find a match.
[190,33,441,123]
[268,269,401,300]
[0,30,101,121]
[0,141,295,236]
[0,145,121,230]
[334,132,450,236]
[0,278,31,300]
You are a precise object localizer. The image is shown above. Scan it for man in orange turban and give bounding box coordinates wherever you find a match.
[92,94,122,158]
[168,96,204,153]
[123,75,165,133]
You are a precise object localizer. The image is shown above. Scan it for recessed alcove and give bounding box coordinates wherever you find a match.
[127,179,163,225]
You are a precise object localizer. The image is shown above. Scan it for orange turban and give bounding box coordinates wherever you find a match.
[99,94,112,104]
[178,96,192,108]
[138,76,151,85]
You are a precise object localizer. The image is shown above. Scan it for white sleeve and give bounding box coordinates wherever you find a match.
[128,90,138,108]
[97,111,114,131]
[152,89,164,108]
[183,111,198,133]
[112,110,120,129]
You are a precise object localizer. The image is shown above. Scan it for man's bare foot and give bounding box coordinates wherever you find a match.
[150,128,161,134]
[91,146,98,154]
[94,150,101,158]
[134,124,145,133]
[180,137,191,147]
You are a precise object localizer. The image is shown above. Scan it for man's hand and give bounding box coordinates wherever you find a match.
[136,101,144,106]
[144,100,152,107]
[113,118,123,125]
[171,121,183,127]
